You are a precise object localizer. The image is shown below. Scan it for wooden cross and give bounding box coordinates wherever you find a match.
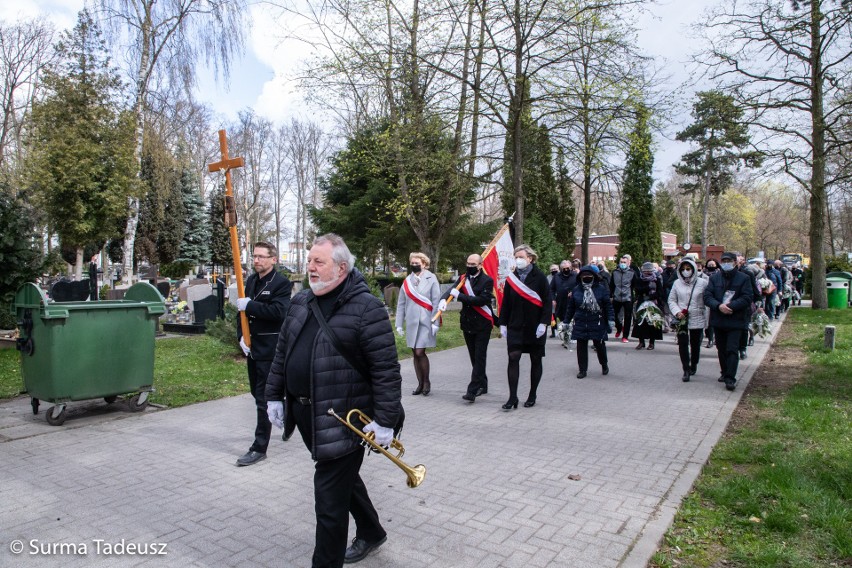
[208,130,251,347]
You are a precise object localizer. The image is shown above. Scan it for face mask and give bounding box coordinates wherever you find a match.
[410,264,422,274]
[467,266,479,277]
[681,269,693,277]
[551,270,558,276]
[720,262,735,272]
[562,269,571,276]
[619,263,627,270]
[514,258,528,270]
[581,277,594,285]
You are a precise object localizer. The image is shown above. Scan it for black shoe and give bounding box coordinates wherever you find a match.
[635,342,645,350]
[422,382,431,396]
[739,349,747,360]
[236,450,266,467]
[748,337,754,346]
[706,340,713,348]
[344,536,387,564]
[502,398,518,410]
[576,371,587,379]
[682,371,690,382]
[411,385,424,395]
[462,393,476,402]
[689,367,697,375]
[602,365,609,376]
[476,387,487,396]
[725,378,737,391]
[718,374,725,382]
[523,398,536,408]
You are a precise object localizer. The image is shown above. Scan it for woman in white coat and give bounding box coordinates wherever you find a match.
[396,252,441,395]
[668,258,708,382]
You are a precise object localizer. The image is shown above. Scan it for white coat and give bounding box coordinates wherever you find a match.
[395,270,441,348]
[667,259,709,330]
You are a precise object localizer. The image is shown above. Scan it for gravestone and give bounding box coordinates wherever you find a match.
[50,279,91,302]
[193,295,220,326]
[155,281,170,300]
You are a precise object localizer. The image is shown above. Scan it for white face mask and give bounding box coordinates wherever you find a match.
[514,258,528,270]
[681,269,693,278]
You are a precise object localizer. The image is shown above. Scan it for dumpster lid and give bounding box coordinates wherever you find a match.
[826,271,852,280]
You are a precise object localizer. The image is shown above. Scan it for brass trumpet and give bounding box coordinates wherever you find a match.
[327,408,426,488]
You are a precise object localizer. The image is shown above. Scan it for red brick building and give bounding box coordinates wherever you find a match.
[571,232,679,262]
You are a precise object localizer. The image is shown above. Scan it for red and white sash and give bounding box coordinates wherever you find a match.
[461,276,495,323]
[505,272,543,307]
[402,277,433,312]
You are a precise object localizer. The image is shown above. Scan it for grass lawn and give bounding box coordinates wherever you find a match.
[0,310,469,408]
[651,308,852,568]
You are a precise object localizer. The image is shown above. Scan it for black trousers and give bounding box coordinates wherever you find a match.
[613,300,633,335]
[292,401,386,568]
[247,357,272,454]
[577,339,607,372]
[463,329,490,395]
[678,329,703,372]
[713,328,743,381]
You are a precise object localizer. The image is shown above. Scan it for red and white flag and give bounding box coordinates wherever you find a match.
[481,223,514,312]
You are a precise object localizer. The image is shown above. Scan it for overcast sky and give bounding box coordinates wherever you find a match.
[3,0,720,178]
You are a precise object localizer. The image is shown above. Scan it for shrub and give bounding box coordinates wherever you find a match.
[205,302,239,352]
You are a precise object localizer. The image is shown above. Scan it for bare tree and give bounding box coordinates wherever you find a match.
[699,0,852,308]
[93,0,247,284]
[0,18,55,179]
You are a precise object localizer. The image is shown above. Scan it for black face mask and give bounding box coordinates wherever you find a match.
[562,269,571,276]
[705,266,717,273]
[410,264,422,274]
[466,266,479,277]
[551,270,558,276]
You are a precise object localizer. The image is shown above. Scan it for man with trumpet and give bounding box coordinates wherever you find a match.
[265,233,404,567]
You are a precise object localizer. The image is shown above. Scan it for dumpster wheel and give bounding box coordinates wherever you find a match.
[45,404,67,426]
[128,392,149,412]
[31,398,39,415]
[104,396,117,404]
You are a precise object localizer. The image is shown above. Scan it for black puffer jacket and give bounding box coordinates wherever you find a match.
[265,270,403,461]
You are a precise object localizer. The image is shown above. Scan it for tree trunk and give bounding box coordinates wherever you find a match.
[809,1,827,309]
[74,247,84,281]
[701,148,712,261]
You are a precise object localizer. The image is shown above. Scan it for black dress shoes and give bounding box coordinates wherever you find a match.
[576,371,587,379]
[739,349,748,360]
[344,536,387,564]
[502,398,518,410]
[682,371,690,382]
[725,378,737,391]
[523,398,536,408]
[476,386,487,396]
[462,393,476,402]
[602,365,609,376]
[236,450,266,467]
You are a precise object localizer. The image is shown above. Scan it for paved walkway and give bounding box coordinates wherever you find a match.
[0,312,788,567]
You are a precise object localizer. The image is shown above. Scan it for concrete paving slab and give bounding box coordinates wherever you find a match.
[0,310,789,567]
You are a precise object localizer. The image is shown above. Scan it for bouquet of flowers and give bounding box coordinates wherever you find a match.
[171,300,188,315]
[556,321,573,349]
[750,311,772,338]
[635,301,665,330]
[672,310,690,335]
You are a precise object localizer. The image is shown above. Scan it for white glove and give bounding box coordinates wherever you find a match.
[266,401,284,429]
[437,299,447,312]
[236,297,250,311]
[396,327,404,337]
[535,323,546,338]
[500,325,508,339]
[449,288,459,299]
[431,323,440,335]
[239,336,251,356]
[363,421,394,447]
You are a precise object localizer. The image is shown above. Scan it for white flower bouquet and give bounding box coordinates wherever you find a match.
[635,301,665,330]
[750,311,772,338]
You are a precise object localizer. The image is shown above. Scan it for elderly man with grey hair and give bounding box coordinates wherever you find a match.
[265,233,404,567]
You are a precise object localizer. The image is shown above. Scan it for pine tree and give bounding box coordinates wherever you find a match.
[617,105,660,263]
[207,183,232,269]
[27,9,138,278]
[653,187,685,244]
[555,147,577,257]
[177,168,209,263]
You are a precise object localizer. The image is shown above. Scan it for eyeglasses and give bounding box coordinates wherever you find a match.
[252,254,273,259]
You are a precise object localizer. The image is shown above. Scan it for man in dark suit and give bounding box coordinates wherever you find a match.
[439,253,495,402]
[235,241,292,466]
[704,251,754,391]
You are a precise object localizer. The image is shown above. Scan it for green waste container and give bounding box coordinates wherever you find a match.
[826,277,849,309]
[12,281,165,425]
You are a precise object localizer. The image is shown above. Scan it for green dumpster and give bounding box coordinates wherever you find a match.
[12,281,165,425]
[827,272,852,306]
[826,277,849,309]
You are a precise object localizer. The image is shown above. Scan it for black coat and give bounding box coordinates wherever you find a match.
[563,282,615,341]
[550,271,578,320]
[441,271,495,333]
[265,270,403,461]
[238,270,292,361]
[634,274,665,307]
[704,269,754,330]
[498,264,552,350]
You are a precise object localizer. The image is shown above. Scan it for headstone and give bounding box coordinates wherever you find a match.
[178,281,189,302]
[50,279,91,302]
[186,284,214,316]
[139,264,158,280]
[193,295,220,326]
[228,283,239,305]
[156,281,170,299]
